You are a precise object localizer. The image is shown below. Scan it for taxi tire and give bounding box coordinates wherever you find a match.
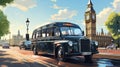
[33,47,38,55]
[57,47,66,61]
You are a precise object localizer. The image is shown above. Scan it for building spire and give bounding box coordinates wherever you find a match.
[88,0,93,5]
[18,30,20,36]
[86,0,95,12]
[101,28,104,35]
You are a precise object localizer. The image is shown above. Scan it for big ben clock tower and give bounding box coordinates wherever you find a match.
[85,0,96,39]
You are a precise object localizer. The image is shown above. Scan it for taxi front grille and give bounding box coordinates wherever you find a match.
[80,39,91,52]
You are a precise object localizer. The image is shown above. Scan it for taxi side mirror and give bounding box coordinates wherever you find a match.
[82,31,84,36]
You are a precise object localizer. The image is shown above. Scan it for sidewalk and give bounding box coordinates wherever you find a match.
[98,48,120,55]
[95,48,120,60]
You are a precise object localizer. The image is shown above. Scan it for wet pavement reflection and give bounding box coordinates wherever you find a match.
[40,54,120,67]
[97,59,120,67]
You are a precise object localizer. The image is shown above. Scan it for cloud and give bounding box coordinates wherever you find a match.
[10,23,25,35]
[96,7,113,32]
[112,0,120,12]
[51,9,77,20]
[51,0,57,3]
[97,7,113,26]
[96,0,120,28]
[11,0,37,11]
[96,0,120,32]
[51,4,62,9]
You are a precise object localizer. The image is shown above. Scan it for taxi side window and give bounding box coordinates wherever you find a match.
[54,27,60,36]
[32,31,37,39]
[38,30,42,37]
[42,29,46,37]
[46,28,54,37]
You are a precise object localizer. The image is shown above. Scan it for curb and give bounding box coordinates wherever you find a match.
[94,53,120,60]
[99,53,120,56]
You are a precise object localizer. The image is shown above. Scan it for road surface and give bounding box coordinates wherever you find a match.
[0,46,120,67]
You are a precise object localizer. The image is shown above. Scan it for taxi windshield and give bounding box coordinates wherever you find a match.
[60,27,82,36]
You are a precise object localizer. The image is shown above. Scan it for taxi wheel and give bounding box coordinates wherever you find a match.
[33,47,38,55]
[57,47,66,61]
[19,47,22,50]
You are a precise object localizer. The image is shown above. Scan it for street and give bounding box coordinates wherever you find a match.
[0,47,46,67]
[0,46,120,67]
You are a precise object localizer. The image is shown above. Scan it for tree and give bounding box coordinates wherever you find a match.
[105,12,120,47]
[0,0,13,6]
[0,10,9,39]
[0,0,14,39]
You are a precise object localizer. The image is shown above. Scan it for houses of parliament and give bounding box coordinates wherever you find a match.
[85,0,112,47]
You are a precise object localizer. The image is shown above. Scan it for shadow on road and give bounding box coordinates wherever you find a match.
[0,50,10,56]
[38,54,97,67]
[0,53,10,56]
[0,57,46,67]
[39,54,54,59]
[0,50,46,67]
[0,50,6,53]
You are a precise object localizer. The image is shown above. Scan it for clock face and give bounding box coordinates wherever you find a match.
[92,14,95,19]
[86,15,89,20]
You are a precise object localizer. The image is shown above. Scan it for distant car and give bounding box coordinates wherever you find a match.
[106,43,117,49]
[19,40,31,50]
[2,43,10,48]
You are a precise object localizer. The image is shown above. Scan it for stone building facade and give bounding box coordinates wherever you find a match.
[85,0,112,47]
[11,30,24,46]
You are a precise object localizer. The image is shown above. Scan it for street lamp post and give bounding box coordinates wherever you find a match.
[26,18,30,40]
[9,32,11,45]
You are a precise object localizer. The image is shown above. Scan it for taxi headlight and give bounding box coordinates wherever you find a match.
[68,41,73,46]
[95,41,98,46]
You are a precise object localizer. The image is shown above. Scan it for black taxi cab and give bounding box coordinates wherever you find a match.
[31,22,98,62]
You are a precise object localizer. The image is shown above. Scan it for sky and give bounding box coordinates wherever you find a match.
[0,0,120,39]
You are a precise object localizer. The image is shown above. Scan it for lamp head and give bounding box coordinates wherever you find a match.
[26,18,30,26]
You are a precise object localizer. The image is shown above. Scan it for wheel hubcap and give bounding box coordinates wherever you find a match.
[58,49,62,58]
[33,48,36,54]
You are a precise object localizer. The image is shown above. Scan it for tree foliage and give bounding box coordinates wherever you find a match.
[0,0,13,39]
[0,10,9,38]
[105,12,120,46]
[0,0,14,6]
[105,12,120,40]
